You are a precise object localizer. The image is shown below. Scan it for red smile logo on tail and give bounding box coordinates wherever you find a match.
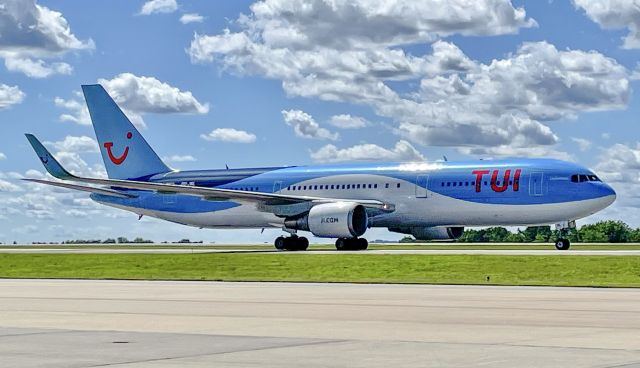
[103,132,132,165]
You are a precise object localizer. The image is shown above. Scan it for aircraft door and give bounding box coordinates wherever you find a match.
[415,175,430,198]
[529,172,544,196]
[273,181,283,193]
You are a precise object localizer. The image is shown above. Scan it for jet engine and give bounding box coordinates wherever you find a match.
[284,202,368,238]
[389,226,464,241]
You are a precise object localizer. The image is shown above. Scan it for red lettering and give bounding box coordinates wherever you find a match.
[513,169,521,192]
[472,170,490,192]
[491,169,510,193]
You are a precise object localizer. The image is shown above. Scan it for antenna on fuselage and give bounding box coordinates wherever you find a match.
[225,164,229,170]
[443,155,448,162]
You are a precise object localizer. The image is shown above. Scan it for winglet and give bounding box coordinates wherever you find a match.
[24,134,74,180]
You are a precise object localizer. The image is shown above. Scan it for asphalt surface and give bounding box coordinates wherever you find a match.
[0,279,639,367]
[2,247,640,255]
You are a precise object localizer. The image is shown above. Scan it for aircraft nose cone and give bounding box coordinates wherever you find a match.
[601,184,616,207]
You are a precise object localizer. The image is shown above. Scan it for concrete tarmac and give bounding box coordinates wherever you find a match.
[1,279,640,367]
[3,247,640,255]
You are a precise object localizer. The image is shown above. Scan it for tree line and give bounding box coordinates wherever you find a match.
[400,220,640,243]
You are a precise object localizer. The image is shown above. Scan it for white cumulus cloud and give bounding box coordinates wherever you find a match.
[201,128,257,143]
[140,0,178,15]
[4,58,72,78]
[311,140,424,163]
[187,1,632,157]
[56,74,208,129]
[180,13,204,24]
[282,109,338,140]
[47,136,99,153]
[574,0,640,49]
[0,0,93,78]
[98,73,209,114]
[328,114,369,129]
[0,83,25,109]
[163,155,197,162]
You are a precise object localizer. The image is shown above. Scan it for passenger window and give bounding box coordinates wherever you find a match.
[447,182,451,187]
[397,183,400,188]
[453,182,457,187]
[441,182,444,187]
[356,184,360,189]
[347,184,351,189]
[385,183,389,188]
[472,181,475,186]
[374,184,378,189]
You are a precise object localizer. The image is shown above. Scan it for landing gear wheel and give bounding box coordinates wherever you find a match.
[335,238,368,251]
[555,238,570,251]
[275,235,309,251]
[297,237,309,251]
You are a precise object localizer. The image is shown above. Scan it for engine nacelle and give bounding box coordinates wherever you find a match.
[285,202,368,238]
[389,226,464,241]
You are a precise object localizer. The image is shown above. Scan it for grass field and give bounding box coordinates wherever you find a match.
[4,243,640,250]
[1,253,639,287]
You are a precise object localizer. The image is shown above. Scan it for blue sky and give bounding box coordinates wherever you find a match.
[0,0,639,243]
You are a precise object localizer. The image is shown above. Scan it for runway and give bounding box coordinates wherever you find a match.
[1,280,639,367]
[2,247,640,255]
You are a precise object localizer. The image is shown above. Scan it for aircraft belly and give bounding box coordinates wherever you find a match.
[100,202,283,229]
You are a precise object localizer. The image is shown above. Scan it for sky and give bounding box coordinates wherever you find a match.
[0,0,639,244]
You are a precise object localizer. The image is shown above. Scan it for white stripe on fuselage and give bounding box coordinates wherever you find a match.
[94,174,614,231]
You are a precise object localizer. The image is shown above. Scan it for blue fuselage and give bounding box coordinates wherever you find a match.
[92,158,616,230]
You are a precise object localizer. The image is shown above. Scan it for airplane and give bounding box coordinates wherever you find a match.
[25,84,616,251]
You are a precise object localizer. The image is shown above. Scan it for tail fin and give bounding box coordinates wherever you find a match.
[82,84,170,180]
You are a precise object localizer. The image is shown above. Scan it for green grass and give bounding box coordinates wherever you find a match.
[4,243,640,250]
[1,253,639,287]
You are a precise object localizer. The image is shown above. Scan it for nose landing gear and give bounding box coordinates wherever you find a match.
[554,238,570,250]
[274,235,309,251]
[553,221,576,251]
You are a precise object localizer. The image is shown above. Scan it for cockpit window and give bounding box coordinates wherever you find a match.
[572,174,602,183]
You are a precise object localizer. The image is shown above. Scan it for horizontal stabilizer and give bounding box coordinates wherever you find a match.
[23,179,137,199]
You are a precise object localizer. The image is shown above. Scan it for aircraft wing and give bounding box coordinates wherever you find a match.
[23,178,137,199]
[25,134,395,212]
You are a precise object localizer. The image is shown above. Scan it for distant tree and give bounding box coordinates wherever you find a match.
[485,227,510,242]
[117,237,129,244]
[132,237,153,244]
[505,232,524,243]
[629,229,640,242]
[579,226,608,242]
[103,238,116,244]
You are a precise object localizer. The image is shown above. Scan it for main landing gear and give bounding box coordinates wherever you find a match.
[274,235,309,251]
[335,237,368,251]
